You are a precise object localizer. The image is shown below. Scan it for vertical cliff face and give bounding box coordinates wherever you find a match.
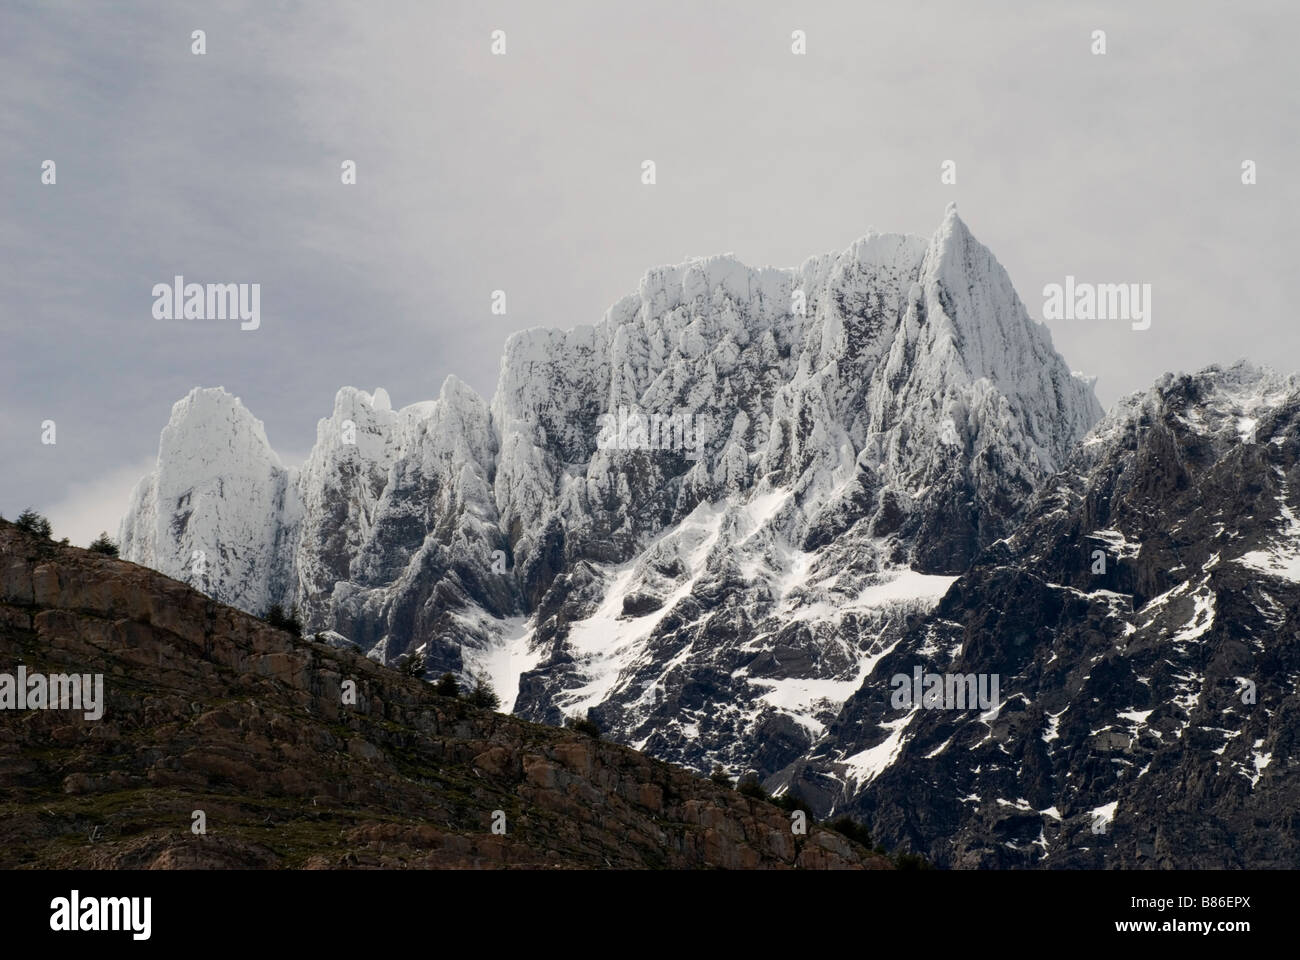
[117,387,301,616]
[119,208,1101,781]
[293,378,512,669]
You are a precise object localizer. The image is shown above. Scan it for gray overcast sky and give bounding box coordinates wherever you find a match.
[2,0,1297,545]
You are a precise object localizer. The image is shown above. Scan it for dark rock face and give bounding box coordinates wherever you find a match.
[0,523,885,870]
[782,364,1300,868]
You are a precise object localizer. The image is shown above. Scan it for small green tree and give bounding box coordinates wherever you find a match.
[88,532,119,557]
[400,651,427,679]
[709,764,732,788]
[433,672,459,697]
[467,672,501,710]
[15,508,52,539]
[263,603,303,638]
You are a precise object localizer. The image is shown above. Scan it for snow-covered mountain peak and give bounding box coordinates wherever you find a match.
[123,208,1106,781]
[118,386,298,614]
[1084,361,1300,457]
[163,386,285,469]
[1168,361,1298,423]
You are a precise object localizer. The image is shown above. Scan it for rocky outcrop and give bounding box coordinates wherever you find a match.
[0,522,886,870]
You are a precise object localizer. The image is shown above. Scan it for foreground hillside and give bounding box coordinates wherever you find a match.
[0,523,885,869]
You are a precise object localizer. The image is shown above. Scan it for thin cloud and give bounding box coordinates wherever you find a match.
[41,457,157,549]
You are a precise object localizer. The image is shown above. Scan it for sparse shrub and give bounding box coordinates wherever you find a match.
[773,787,812,815]
[15,508,52,539]
[433,672,459,697]
[737,774,768,801]
[829,816,873,848]
[565,711,601,739]
[709,764,732,788]
[400,651,427,679]
[893,851,931,871]
[467,672,501,710]
[88,531,119,557]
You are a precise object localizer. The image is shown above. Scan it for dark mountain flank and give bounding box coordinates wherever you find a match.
[781,363,1300,868]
